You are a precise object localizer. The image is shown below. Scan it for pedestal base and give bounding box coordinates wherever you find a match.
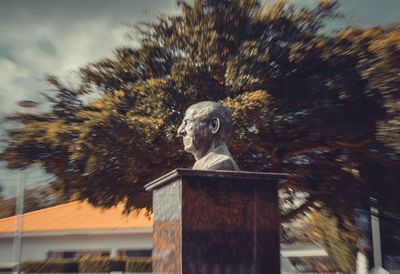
[145,169,284,274]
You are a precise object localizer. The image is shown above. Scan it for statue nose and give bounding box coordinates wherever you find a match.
[177,124,186,136]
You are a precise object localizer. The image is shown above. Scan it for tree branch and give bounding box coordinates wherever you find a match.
[335,138,373,148]
[279,179,331,196]
[279,179,311,192]
[281,145,333,161]
[280,137,374,161]
[281,197,318,223]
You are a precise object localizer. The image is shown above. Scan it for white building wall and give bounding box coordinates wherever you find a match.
[0,238,13,263]
[0,232,152,264]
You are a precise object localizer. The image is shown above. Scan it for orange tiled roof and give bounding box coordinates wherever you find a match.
[0,201,153,233]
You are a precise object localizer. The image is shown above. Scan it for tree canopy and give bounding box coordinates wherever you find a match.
[1,0,399,224]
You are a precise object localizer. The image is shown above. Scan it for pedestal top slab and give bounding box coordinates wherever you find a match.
[145,168,287,191]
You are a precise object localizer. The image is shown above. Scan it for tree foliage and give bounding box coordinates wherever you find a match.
[303,209,359,273]
[0,184,67,218]
[1,0,399,224]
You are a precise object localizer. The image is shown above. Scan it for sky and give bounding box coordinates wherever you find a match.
[0,0,180,115]
[0,0,399,196]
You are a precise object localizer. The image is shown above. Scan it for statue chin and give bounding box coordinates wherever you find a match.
[183,143,194,152]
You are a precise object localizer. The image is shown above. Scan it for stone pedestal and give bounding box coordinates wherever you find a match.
[145,168,284,274]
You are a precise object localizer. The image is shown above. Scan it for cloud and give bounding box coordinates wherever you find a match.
[0,58,31,114]
[0,0,179,117]
[0,18,129,114]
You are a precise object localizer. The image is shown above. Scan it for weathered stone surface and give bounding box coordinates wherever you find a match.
[152,181,182,273]
[146,169,284,274]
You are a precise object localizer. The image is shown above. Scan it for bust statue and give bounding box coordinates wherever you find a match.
[177,101,240,171]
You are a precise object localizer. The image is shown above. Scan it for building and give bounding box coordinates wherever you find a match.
[0,201,328,271]
[0,201,152,264]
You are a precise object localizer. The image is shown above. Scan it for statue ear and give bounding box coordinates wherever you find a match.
[210,118,220,135]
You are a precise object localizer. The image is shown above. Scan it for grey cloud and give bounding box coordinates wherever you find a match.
[37,38,58,57]
[0,43,17,63]
[1,0,179,25]
[0,0,180,117]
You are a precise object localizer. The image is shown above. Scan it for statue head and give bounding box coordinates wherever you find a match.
[177,101,233,161]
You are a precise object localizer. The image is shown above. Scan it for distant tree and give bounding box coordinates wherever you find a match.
[0,194,14,218]
[0,185,68,219]
[302,208,359,273]
[24,185,69,213]
[1,0,399,227]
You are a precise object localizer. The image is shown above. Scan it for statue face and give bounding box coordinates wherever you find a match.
[177,107,212,156]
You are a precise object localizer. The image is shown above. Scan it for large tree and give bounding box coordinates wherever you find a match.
[1,0,399,226]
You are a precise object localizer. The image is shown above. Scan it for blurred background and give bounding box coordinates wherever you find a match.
[0,0,399,273]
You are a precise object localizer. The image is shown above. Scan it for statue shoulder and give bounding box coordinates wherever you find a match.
[206,154,240,171]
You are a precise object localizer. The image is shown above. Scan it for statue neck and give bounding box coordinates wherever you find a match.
[193,139,224,161]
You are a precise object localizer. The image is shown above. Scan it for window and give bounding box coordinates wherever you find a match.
[48,250,110,259]
[117,249,152,257]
